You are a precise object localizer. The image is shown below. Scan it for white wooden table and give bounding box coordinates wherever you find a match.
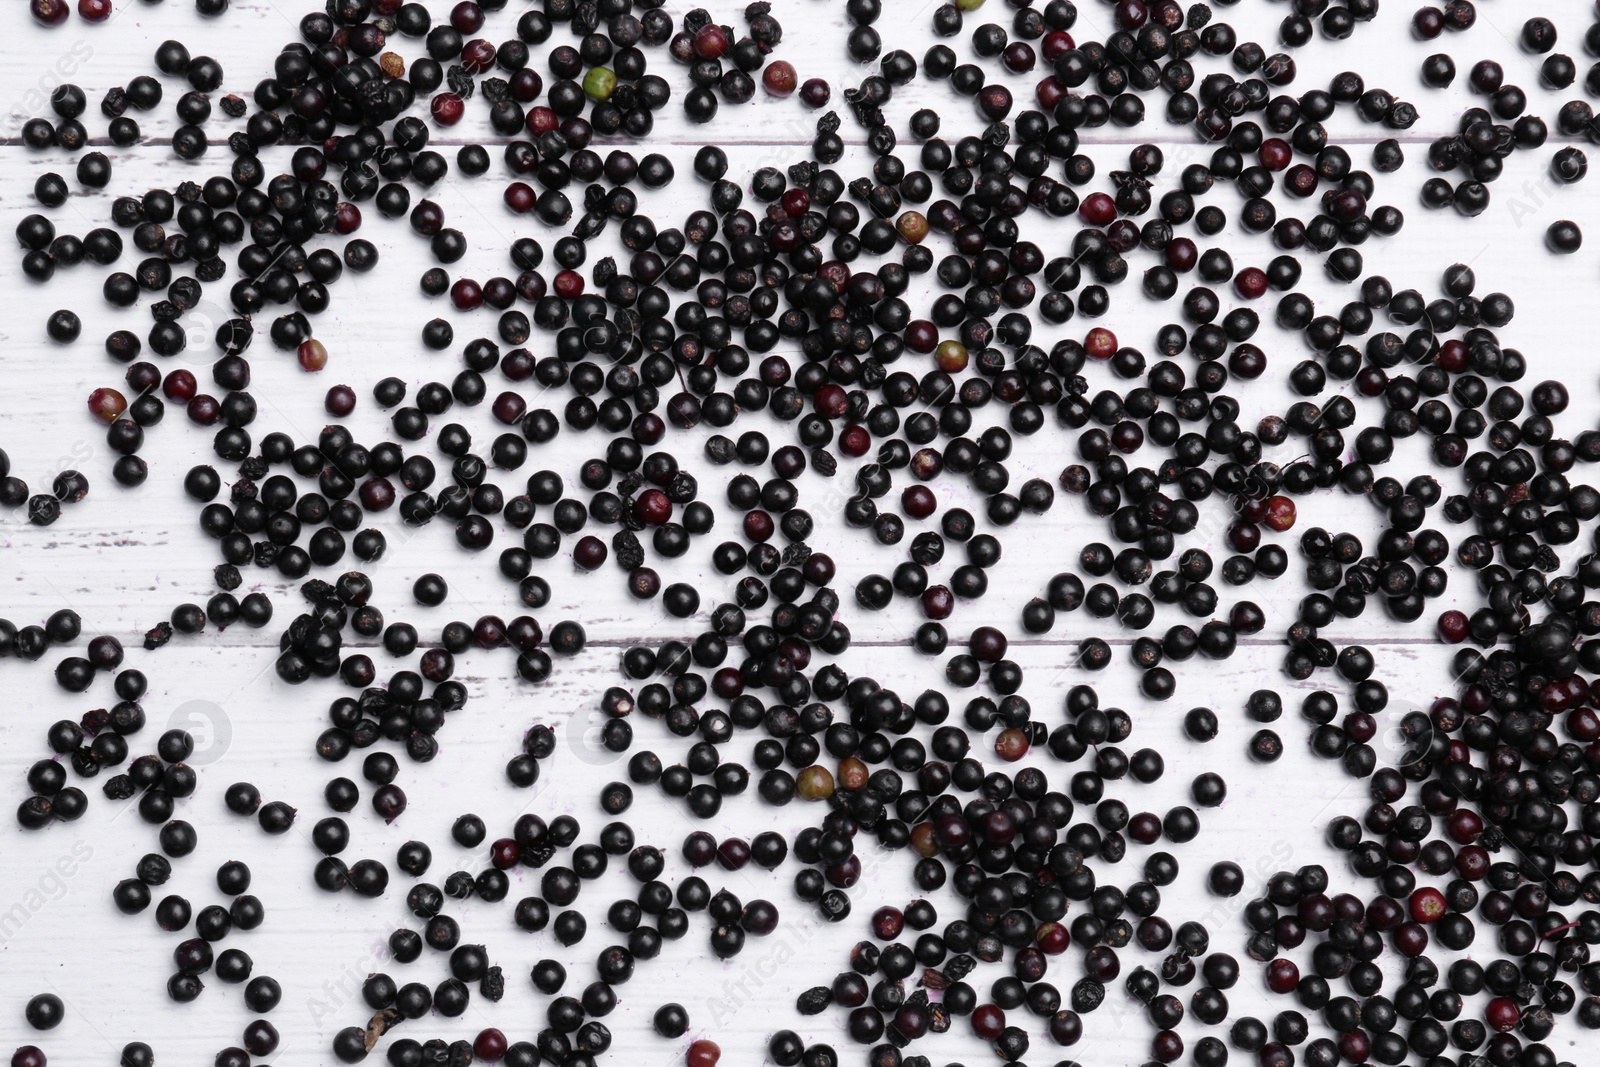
[0,1,1596,1064]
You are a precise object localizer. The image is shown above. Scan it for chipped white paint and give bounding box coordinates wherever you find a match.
[0,1,1596,1065]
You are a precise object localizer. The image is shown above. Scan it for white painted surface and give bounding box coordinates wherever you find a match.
[0,1,1595,1065]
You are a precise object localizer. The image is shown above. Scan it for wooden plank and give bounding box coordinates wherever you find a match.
[0,1,1596,1064]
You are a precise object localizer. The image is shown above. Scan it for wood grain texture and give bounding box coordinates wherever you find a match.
[0,1,1596,1065]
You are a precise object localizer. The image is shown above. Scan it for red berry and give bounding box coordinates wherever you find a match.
[510,68,543,101]
[1567,707,1600,742]
[1041,31,1075,59]
[188,394,220,425]
[799,78,830,107]
[460,38,495,73]
[1486,997,1521,1033]
[977,84,1013,120]
[449,0,483,32]
[969,626,1007,661]
[1328,188,1366,220]
[742,510,774,542]
[430,92,464,125]
[1438,338,1469,372]
[838,425,871,457]
[472,1028,507,1062]
[1114,0,1147,28]
[297,339,328,372]
[525,106,559,135]
[904,320,938,353]
[504,182,536,213]
[1408,887,1447,924]
[994,728,1029,762]
[324,385,357,417]
[1263,495,1296,532]
[971,1004,1006,1039]
[762,60,796,95]
[1234,267,1268,299]
[692,24,730,58]
[1080,192,1116,226]
[334,202,362,233]
[902,485,937,520]
[685,1040,720,1067]
[1002,42,1035,73]
[30,0,69,24]
[780,188,810,217]
[634,489,672,526]
[1436,610,1469,643]
[1391,921,1429,957]
[1084,327,1118,359]
[1166,237,1198,271]
[1035,921,1071,954]
[162,369,198,401]
[553,270,584,299]
[1258,138,1292,170]
[1445,809,1483,844]
[812,384,848,418]
[1338,1031,1370,1063]
[934,340,969,373]
[491,392,526,425]
[450,278,483,310]
[87,388,128,423]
